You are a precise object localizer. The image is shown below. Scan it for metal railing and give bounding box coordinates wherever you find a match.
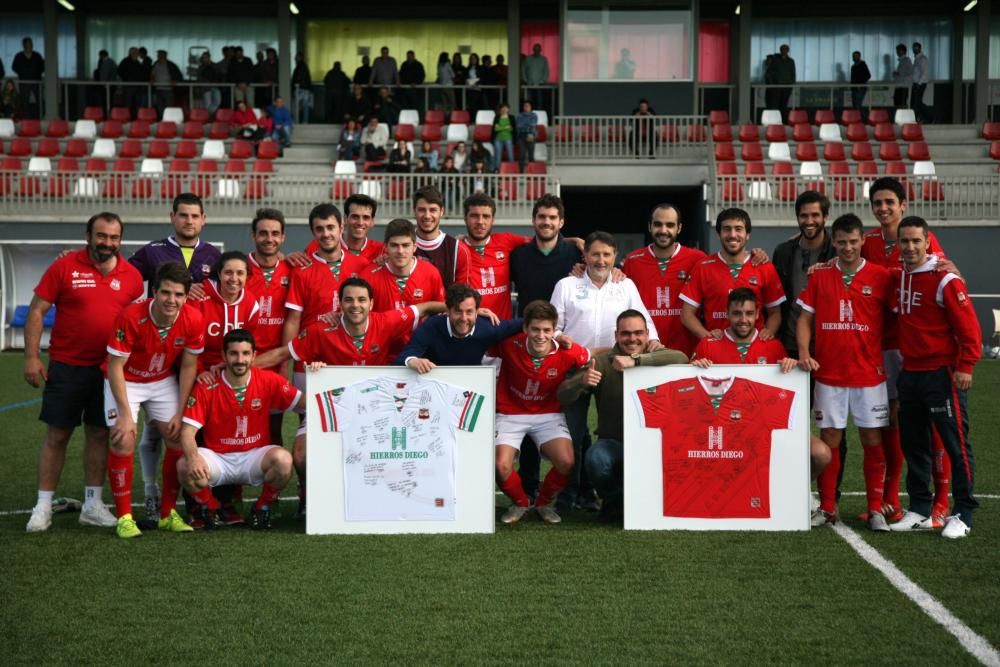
[0,170,557,222]
[711,173,1000,222]
[749,81,951,123]
[57,80,278,121]
[548,115,709,163]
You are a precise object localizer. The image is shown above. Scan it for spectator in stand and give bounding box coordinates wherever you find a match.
[892,44,912,111]
[471,140,491,172]
[232,100,260,139]
[493,103,515,169]
[480,55,498,109]
[1,78,19,118]
[292,52,313,124]
[344,83,371,124]
[630,97,657,157]
[452,141,470,172]
[516,99,538,172]
[416,140,439,170]
[613,48,637,79]
[337,118,362,161]
[387,139,413,173]
[91,49,117,110]
[438,156,460,209]
[228,46,256,107]
[324,61,351,123]
[399,50,425,111]
[850,51,871,111]
[451,53,467,107]
[138,47,153,77]
[197,51,222,115]
[256,48,278,109]
[773,44,795,123]
[13,37,44,118]
[370,46,400,89]
[256,108,274,143]
[150,49,183,114]
[117,47,146,113]
[414,157,432,174]
[361,116,389,161]
[470,157,491,195]
[436,52,455,113]
[494,54,508,86]
[216,47,232,107]
[268,96,293,148]
[373,86,400,127]
[911,42,930,123]
[353,55,372,100]
[466,53,482,113]
[763,54,778,113]
[522,43,549,111]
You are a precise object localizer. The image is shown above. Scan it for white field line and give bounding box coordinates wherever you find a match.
[832,522,1000,666]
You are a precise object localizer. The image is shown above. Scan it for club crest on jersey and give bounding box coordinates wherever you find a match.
[173,337,185,346]
[756,357,768,364]
[730,409,742,420]
[298,329,307,339]
[862,285,872,296]
[814,409,824,420]
[201,264,211,275]
[645,386,658,394]
[546,368,558,378]
[115,328,125,341]
[110,279,121,291]
[495,251,505,260]
[251,398,262,410]
[418,408,430,420]
[748,276,759,285]
[107,408,118,420]
[186,396,196,407]
[370,344,380,354]
[413,289,424,299]
[957,292,968,303]
[678,271,689,281]
[281,276,289,287]
[779,390,788,399]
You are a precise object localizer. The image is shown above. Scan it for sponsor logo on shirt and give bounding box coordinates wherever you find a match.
[418,408,430,419]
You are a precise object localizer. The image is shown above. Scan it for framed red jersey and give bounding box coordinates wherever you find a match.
[679,253,786,332]
[491,333,590,415]
[106,299,204,382]
[462,232,530,320]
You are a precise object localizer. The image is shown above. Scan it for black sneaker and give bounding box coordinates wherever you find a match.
[219,503,246,526]
[249,505,272,530]
[195,504,224,530]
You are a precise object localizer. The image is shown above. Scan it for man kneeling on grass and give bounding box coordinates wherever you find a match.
[177,329,304,529]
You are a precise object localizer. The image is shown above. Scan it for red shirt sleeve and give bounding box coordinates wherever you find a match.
[941,277,982,374]
[692,337,709,360]
[454,242,471,286]
[184,308,205,353]
[33,258,65,305]
[679,263,705,306]
[183,382,209,428]
[759,263,787,308]
[107,307,136,356]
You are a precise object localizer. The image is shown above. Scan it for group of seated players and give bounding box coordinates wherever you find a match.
[26,180,982,539]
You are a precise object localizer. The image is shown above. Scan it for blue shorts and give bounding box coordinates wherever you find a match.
[39,360,107,429]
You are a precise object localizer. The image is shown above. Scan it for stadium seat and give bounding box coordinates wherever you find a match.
[63,139,88,158]
[162,107,184,125]
[91,139,116,159]
[474,110,495,126]
[714,143,735,161]
[792,124,814,142]
[140,158,165,175]
[893,109,916,125]
[225,160,246,174]
[331,175,355,200]
[190,159,218,198]
[398,109,419,127]
[74,120,97,139]
[767,142,791,161]
[146,139,170,159]
[127,120,151,139]
[214,108,233,124]
[760,110,782,126]
[830,162,855,201]
[208,121,230,140]
[19,119,41,137]
[201,140,225,160]
[795,142,818,161]
[103,158,135,198]
[100,120,124,139]
[743,161,765,176]
[217,161,245,199]
[535,110,550,127]
[659,124,679,143]
[851,142,874,162]
[118,139,142,159]
[385,178,408,201]
[552,124,572,143]
[823,143,846,161]
[818,123,841,142]
[788,110,808,125]
[879,142,902,161]
[155,122,178,139]
[424,110,445,125]
[983,122,1000,141]
[161,159,190,199]
[535,125,548,142]
[8,138,32,157]
[578,125,598,142]
[420,124,442,142]
[136,107,158,123]
[19,157,52,197]
[771,161,794,175]
[873,123,896,142]
[764,125,787,142]
[709,110,729,126]
[182,121,205,140]
[814,110,835,126]
[334,160,358,174]
[174,140,198,159]
[901,123,924,142]
[189,108,210,124]
[28,156,52,172]
[497,162,519,201]
[913,160,936,177]
[885,161,907,175]
[45,119,69,138]
[110,107,131,123]
[867,109,889,126]
[712,124,733,142]
[132,158,165,198]
[840,109,861,126]
[845,123,868,142]
[82,106,105,122]
[446,124,469,143]
[397,124,417,142]
[229,140,253,160]
[49,157,79,198]
[721,176,744,202]
[829,161,850,175]
[686,125,707,143]
[449,110,470,125]
[606,124,625,143]
[0,156,20,195]
[717,161,737,175]
[922,180,944,201]
[907,141,930,161]
[0,118,14,138]
[738,124,759,142]
[257,141,280,160]
[741,143,763,161]
[244,159,272,199]
[800,160,823,177]
[989,141,1000,160]
[35,138,59,158]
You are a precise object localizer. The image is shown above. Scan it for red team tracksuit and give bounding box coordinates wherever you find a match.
[893,256,981,525]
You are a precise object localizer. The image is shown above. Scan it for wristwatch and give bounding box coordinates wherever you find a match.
[630,353,641,366]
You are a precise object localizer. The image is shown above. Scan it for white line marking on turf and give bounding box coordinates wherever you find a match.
[0,496,302,517]
[832,522,1000,667]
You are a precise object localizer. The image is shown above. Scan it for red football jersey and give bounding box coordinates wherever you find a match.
[284,251,370,328]
[194,281,260,370]
[862,227,944,350]
[692,329,786,365]
[182,368,300,453]
[305,237,384,263]
[288,306,419,366]
[635,376,795,519]
[462,232,530,320]
[679,253,786,332]
[246,253,292,354]
[623,244,706,356]
[362,258,445,313]
[106,299,205,382]
[34,249,144,366]
[493,333,590,415]
[796,260,890,387]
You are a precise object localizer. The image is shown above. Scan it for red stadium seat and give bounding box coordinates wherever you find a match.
[721,177,744,202]
[840,109,861,126]
[161,160,190,199]
[795,142,818,161]
[687,125,707,143]
[110,107,131,123]
[659,124,679,143]
[100,120,123,139]
[397,124,417,142]
[714,142,735,161]
[0,157,21,195]
[989,141,1000,160]
[449,110,470,125]
[19,119,41,137]
[744,161,766,176]
[9,138,32,156]
[813,110,835,126]
[823,143,846,161]
[845,123,868,142]
[788,109,808,125]
[208,121,230,140]
[738,123,759,142]
[155,121,178,139]
[63,139,88,158]
[386,178,408,201]
[741,142,763,161]
[214,108,234,124]
[420,124,442,142]
[829,161,850,175]
[136,107,158,123]
[874,123,896,142]
[771,161,794,175]
[229,140,253,160]
[257,141,280,160]
[709,110,729,126]
[174,141,198,159]
[45,119,69,138]
[764,125,787,142]
[526,162,547,174]
[424,110,445,125]
[49,157,79,198]
[225,160,246,174]
[717,161,737,175]
[181,121,204,140]
[245,160,272,199]
[127,120,151,139]
[907,141,930,161]
[552,124,572,143]
[606,124,625,143]
[331,177,354,200]
[879,142,902,161]
[867,109,890,126]
[146,139,170,159]
[712,124,733,142]
[84,158,107,172]
[885,161,907,175]
[83,106,105,122]
[189,108,210,124]
[922,180,944,201]
[830,162,855,201]
[189,159,218,198]
[119,139,142,159]
[474,123,495,142]
[982,122,1000,141]
[901,123,924,142]
[851,142,874,162]
[792,124,814,142]
[35,138,59,158]
[535,125,547,142]
[103,158,135,198]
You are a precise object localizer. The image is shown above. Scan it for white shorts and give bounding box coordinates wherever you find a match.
[883,349,903,400]
[104,376,178,426]
[813,381,889,429]
[496,413,571,452]
[198,445,281,486]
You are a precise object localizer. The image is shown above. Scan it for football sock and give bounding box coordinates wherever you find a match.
[137,425,162,488]
[194,486,221,510]
[535,468,571,507]
[36,489,54,508]
[160,448,183,519]
[256,484,281,509]
[498,470,531,508]
[817,447,841,514]
[881,426,903,509]
[861,445,886,513]
[932,430,951,513]
[83,485,103,508]
[107,451,133,517]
